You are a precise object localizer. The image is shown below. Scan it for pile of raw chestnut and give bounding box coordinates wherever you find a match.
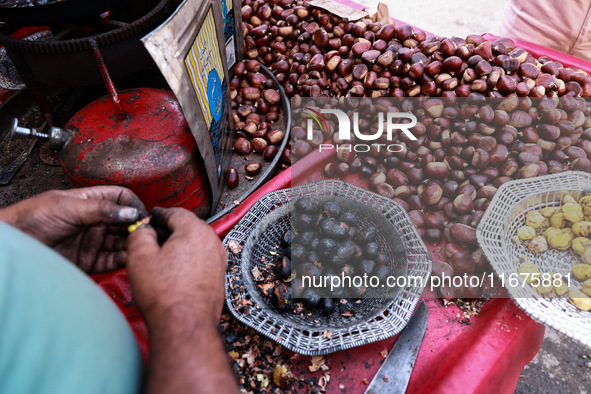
[228,62,290,189]
[236,0,591,298]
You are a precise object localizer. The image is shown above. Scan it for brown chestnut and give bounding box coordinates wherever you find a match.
[245,162,262,176]
[234,138,251,155]
[449,223,477,248]
[425,229,443,244]
[263,145,279,161]
[251,137,268,153]
[226,168,239,188]
[453,194,474,214]
[421,183,443,206]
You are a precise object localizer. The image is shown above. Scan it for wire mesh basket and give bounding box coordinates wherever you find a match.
[224,180,432,355]
[477,172,591,348]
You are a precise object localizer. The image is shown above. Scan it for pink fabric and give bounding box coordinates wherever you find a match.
[500,0,591,61]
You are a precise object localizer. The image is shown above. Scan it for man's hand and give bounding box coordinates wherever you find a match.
[126,207,237,394]
[126,207,227,328]
[0,186,146,274]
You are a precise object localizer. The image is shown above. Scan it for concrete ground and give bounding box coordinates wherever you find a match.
[354,0,591,392]
[356,0,506,38]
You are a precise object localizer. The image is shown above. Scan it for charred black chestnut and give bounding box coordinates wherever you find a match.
[275,255,291,280]
[322,298,336,315]
[320,218,349,240]
[317,238,337,258]
[299,231,317,246]
[301,262,323,277]
[302,289,322,309]
[281,230,292,247]
[291,243,307,262]
[271,281,291,310]
[323,201,342,217]
[375,265,389,280]
[350,241,363,259]
[330,241,355,265]
[358,226,378,242]
[339,211,359,226]
[295,197,320,213]
[363,242,380,259]
[292,278,304,297]
[307,250,321,265]
[360,259,376,274]
[376,253,388,266]
[309,237,320,250]
[296,213,317,227]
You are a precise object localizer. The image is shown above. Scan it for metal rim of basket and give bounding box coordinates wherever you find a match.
[477,171,591,348]
[224,179,432,356]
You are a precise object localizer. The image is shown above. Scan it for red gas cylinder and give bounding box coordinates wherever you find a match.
[59,87,211,217]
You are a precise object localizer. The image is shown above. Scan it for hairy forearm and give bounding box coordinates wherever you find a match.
[145,304,238,394]
[0,205,18,226]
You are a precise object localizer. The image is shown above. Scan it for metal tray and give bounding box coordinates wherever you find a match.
[208,64,291,223]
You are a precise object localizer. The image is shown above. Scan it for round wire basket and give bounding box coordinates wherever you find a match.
[477,172,591,348]
[224,180,432,355]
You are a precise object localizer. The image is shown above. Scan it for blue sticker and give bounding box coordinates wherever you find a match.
[221,0,227,25]
[207,69,223,123]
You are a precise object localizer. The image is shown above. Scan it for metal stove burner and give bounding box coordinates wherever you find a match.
[0,0,132,25]
[0,0,171,87]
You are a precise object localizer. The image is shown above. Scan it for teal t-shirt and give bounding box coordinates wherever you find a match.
[0,221,143,394]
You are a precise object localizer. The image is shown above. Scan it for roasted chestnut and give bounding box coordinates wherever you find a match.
[323,201,342,217]
[317,238,338,258]
[295,197,320,213]
[363,242,380,259]
[358,226,378,242]
[271,281,291,310]
[275,255,292,280]
[320,218,349,240]
[339,211,359,226]
[291,243,307,262]
[360,259,376,274]
[281,230,292,247]
[321,298,336,315]
[302,289,322,309]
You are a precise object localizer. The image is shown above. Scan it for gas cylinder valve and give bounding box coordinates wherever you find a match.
[10,118,71,151]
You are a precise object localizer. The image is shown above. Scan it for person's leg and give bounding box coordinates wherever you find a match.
[570,7,591,62]
[500,0,591,62]
[0,222,143,394]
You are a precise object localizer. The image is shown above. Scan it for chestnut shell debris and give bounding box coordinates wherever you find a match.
[254,196,394,318]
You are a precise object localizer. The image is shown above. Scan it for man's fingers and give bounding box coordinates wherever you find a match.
[127,224,160,261]
[151,207,203,233]
[77,226,106,273]
[96,250,127,273]
[69,198,141,226]
[103,234,127,252]
[59,186,148,217]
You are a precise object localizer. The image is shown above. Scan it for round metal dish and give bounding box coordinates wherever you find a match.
[224,180,432,356]
[208,64,291,223]
[477,171,591,348]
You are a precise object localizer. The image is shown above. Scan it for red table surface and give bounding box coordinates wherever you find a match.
[93,151,544,394]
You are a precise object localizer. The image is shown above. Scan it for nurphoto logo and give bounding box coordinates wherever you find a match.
[303,107,417,153]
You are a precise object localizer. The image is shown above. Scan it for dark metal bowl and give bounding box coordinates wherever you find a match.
[0,0,131,26]
[207,64,291,223]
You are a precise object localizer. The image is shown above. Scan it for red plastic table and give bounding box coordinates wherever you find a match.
[93,153,544,394]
